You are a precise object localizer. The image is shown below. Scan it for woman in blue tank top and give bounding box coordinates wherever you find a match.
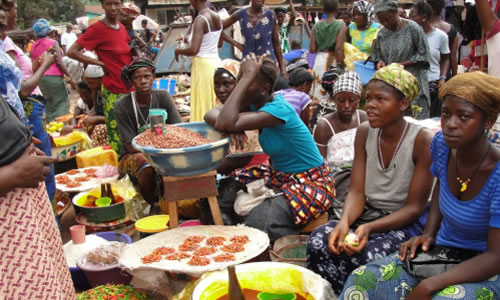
[340,72,500,300]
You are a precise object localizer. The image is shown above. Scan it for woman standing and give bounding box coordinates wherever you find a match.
[307,64,434,294]
[175,0,222,122]
[30,18,75,122]
[223,0,286,74]
[372,0,431,119]
[410,1,450,118]
[309,0,346,102]
[346,0,381,54]
[427,0,459,77]
[67,0,132,155]
[340,72,500,300]
[0,1,75,297]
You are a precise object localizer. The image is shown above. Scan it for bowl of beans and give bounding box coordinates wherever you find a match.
[131,122,230,177]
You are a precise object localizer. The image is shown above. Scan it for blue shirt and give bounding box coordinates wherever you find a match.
[257,94,323,174]
[432,131,500,252]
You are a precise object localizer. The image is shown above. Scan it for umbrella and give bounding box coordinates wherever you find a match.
[133,15,160,31]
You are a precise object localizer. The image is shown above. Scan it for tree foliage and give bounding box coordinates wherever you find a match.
[17,0,85,29]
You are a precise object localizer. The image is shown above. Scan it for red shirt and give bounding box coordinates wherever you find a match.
[76,21,132,94]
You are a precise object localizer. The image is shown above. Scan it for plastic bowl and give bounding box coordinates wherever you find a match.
[353,61,376,85]
[69,232,132,290]
[73,192,126,223]
[131,122,230,177]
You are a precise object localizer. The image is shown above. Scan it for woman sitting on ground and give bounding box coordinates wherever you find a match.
[313,71,367,171]
[213,59,263,175]
[340,72,500,300]
[306,63,434,294]
[205,54,335,241]
[276,68,313,125]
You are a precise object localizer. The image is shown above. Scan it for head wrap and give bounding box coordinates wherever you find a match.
[371,63,419,102]
[374,0,399,13]
[84,64,104,78]
[353,0,375,23]
[32,19,51,37]
[217,59,240,80]
[121,58,156,90]
[332,71,362,97]
[121,2,141,17]
[288,68,314,86]
[286,58,309,73]
[321,66,345,96]
[439,72,500,116]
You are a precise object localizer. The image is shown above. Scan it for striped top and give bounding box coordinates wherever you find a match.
[432,131,500,252]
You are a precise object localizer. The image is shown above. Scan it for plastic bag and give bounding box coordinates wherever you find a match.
[234,179,279,217]
[344,42,369,72]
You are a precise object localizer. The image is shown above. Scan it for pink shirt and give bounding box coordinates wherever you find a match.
[30,38,64,77]
[1,37,42,95]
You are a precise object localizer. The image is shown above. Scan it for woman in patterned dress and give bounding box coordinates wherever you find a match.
[346,0,381,54]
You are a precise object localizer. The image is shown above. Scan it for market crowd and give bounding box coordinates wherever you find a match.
[1,0,500,298]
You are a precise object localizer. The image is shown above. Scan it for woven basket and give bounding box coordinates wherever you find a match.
[269,235,309,267]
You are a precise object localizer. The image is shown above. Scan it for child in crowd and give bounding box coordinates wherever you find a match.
[276,68,314,125]
[307,64,434,294]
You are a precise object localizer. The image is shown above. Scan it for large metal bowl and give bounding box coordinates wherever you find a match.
[131,122,230,177]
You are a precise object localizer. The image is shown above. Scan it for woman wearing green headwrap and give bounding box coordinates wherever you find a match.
[307,63,434,294]
[371,0,431,119]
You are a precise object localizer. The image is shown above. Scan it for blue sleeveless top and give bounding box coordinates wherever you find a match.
[237,8,277,62]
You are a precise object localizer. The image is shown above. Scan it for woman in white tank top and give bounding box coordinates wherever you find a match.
[175,0,222,121]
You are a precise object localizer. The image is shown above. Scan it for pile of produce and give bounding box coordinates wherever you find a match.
[81,242,127,267]
[46,121,65,134]
[135,125,213,149]
[77,284,149,300]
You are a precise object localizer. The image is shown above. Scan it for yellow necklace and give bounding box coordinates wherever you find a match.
[455,143,490,193]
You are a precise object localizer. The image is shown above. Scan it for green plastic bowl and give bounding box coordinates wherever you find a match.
[73,192,125,223]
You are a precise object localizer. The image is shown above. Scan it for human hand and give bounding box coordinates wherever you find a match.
[438,78,445,88]
[328,220,350,255]
[39,50,56,68]
[344,223,371,255]
[227,132,248,151]
[11,144,58,189]
[81,115,102,127]
[406,281,433,300]
[60,125,74,136]
[377,61,386,70]
[236,42,244,53]
[240,53,266,81]
[399,233,435,261]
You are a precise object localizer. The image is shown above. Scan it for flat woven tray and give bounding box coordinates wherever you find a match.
[120,225,269,276]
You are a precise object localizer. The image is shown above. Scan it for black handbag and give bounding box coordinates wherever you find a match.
[402,245,481,280]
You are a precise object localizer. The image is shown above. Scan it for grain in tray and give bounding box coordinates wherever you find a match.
[152,247,176,256]
[184,235,205,244]
[187,256,211,266]
[135,126,214,149]
[74,176,91,182]
[193,246,217,256]
[178,241,200,252]
[206,236,226,246]
[66,169,80,175]
[230,235,250,244]
[213,253,236,262]
[221,243,245,253]
[141,253,162,264]
[165,252,191,261]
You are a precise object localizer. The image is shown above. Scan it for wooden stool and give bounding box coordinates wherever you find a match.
[161,170,223,228]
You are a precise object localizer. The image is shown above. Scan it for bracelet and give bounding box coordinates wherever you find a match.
[439,76,446,80]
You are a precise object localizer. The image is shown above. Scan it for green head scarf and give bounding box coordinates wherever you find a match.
[371,63,419,102]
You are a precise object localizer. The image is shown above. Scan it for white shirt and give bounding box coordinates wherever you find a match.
[487,20,500,78]
[426,28,450,81]
[61,32,77,50]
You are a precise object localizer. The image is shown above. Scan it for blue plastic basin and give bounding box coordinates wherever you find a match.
[353,61,376,85]
[132,122,230,177]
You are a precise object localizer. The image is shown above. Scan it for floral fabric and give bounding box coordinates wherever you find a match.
[237,8,277,62]
[101,85,126,156]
